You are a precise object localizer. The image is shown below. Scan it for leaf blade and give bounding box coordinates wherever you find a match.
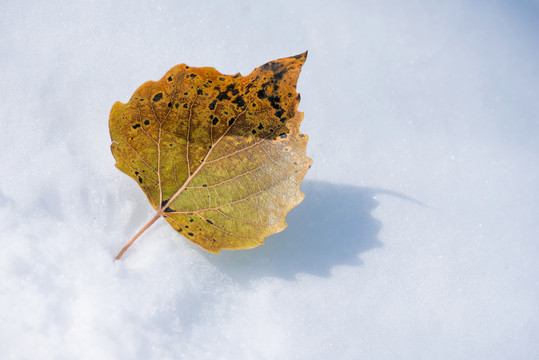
[110,52,311,257]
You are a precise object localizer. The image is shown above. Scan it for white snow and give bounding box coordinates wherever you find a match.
[1,0,538,359]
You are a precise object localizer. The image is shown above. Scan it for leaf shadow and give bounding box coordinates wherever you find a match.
[202,180,406,284]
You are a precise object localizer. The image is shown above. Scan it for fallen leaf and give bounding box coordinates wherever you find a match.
[110,52,311,260]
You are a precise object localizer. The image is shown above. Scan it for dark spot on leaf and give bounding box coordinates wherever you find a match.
[296,93,301,101]
[212,117,219,125]
[153,93,163,102]
[132,124,141,129]
[183,103,188,109]
[175,103,179,109]
[268,95,281,109]
[298,133,305,138]
[144,120,150,126]
[275,109,285,118]
[257,89,266,99]
[197,89,203,95]
[261,61,284,72]
[183,92,188,95]
[189,73,197,78]
[161,200,174,213]
[189,219,194,222]
[228,118,235,126]
[138,176,143,183]
[188,232,194,236]
[273,69,288,81]
[258,123,264,130]
[168,102,172,107]
[232,95,245,108]
[135,171,139,175]
[167,76,173,81]
[202,184,207,188]
[206,219,213,225]
[252,103,256,107]
[209,99,217,110]
[217,91,230,101]
[252,129,257,134]
[279,133,287,139]
[219,77,225,81]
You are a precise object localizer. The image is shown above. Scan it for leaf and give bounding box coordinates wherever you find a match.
[109,52,311,260]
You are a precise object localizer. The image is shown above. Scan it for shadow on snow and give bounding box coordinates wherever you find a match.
[201,180,413,283]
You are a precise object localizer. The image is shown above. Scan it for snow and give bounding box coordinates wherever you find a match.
[1,0,538,358]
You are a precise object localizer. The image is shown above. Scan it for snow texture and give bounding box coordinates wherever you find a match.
[1,0,538,359]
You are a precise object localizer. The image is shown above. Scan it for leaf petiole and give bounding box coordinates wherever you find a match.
[114,210,163,260]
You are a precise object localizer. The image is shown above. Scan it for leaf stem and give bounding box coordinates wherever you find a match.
[114,210,163,261]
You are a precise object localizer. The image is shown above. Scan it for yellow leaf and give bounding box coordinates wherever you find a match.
[110,52,311,260]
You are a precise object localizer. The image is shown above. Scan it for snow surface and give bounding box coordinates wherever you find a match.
[1,0,538,359]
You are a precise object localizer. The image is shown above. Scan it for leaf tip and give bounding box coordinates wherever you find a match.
[297,50,308,59]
